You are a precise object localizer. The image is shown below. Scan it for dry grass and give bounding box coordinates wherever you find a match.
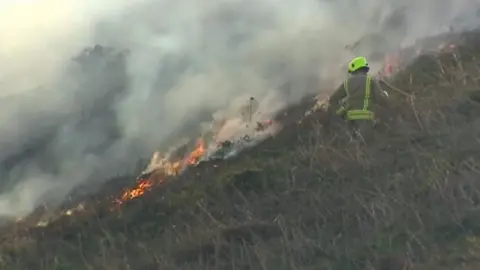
[3,30,480,270]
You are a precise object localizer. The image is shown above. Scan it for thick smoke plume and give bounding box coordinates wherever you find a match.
[0,0,477,219]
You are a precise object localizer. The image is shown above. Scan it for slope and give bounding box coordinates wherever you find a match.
[3,29,480,270]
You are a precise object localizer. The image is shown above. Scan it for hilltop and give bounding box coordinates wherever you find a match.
[2,28,480,270]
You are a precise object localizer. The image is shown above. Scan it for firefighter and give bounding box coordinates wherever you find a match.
[327,56,389,143]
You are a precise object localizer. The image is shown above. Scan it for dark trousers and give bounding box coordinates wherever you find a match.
[347,120,376,144]
[324,113,377,145]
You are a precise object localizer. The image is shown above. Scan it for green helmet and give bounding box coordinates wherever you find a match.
[348,56,369,73]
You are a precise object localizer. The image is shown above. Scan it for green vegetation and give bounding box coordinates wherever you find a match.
[3,30,480,270]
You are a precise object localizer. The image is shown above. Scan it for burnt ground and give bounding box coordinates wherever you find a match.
[2,29,480,269]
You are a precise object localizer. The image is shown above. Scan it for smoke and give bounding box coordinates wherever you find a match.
[0,0,477,219]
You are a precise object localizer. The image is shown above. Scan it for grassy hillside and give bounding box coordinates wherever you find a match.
[3,29,480,270]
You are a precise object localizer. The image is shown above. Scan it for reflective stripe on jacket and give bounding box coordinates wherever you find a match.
[337,75,374,121]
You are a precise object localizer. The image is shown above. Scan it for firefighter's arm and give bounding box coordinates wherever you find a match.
[328,83,347,110]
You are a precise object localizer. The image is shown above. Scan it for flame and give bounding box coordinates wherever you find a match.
[165,161,181,176]
[113,138,207,205]
[382,53,399,77]
[121,178,153,201]
[185,138,206,165]
[16,105,278,225]
[384,63,392,77]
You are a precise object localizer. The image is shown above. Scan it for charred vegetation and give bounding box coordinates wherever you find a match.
[3,28,480,269]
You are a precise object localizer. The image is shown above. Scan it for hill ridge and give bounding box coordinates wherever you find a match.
[3,28,480,269]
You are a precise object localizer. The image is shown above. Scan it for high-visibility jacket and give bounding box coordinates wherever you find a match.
[328,73,387,121]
